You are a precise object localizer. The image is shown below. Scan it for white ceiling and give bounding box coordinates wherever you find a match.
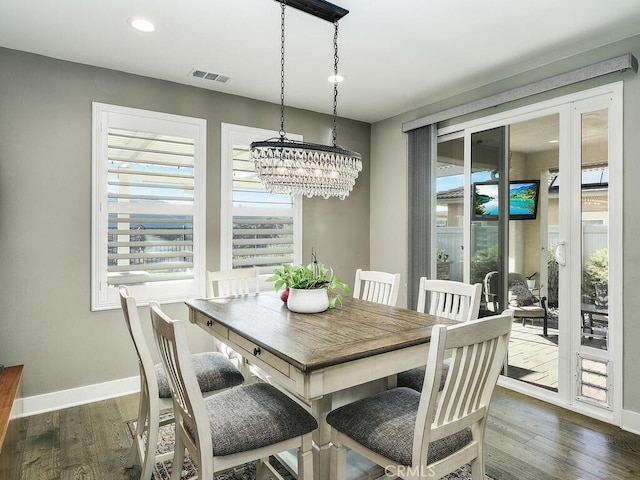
[2,0,640,123]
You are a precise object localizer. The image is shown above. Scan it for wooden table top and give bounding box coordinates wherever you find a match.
[186,293,459,372]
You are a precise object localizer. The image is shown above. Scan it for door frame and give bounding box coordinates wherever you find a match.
[437,82,623,425]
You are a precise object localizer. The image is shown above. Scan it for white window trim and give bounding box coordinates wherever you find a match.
[91,103,207,310]
[220,123,302,284]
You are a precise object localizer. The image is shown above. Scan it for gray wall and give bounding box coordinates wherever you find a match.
[3,31,639,420]
[370,35,640,416]
[0,47,371,399]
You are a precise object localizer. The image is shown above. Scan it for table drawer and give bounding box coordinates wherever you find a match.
[209,321,228,339]
[229,332,290,376]
[192,312,229,340]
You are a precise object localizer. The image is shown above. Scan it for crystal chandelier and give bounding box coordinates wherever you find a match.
[250,0,362,200]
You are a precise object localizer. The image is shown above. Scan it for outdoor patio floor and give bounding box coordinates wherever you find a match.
[505,312,607,392]
[506,317,559,390]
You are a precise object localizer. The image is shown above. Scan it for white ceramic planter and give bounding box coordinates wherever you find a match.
[287,288,329,313]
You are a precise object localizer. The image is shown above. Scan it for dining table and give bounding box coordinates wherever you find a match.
[186,292,459,480]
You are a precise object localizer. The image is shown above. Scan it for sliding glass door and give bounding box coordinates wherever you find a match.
[435,83,622,422]
[571,98,617,413]
[467,119,560,392]
[435,136,464,282]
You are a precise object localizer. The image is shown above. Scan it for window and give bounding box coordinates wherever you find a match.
[220,124,302,280]
[92,103,206,310]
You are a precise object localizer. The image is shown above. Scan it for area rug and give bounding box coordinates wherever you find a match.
[126,416,493,479]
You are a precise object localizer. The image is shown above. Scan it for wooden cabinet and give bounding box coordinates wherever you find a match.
[0,365,23,480]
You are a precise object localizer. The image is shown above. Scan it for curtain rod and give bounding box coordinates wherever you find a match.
[402,53,637,133]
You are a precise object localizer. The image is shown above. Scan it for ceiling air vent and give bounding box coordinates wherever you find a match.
[189,68,230,83]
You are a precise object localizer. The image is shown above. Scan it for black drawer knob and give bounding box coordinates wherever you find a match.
[206,320,213,327]
[253,347,261,356]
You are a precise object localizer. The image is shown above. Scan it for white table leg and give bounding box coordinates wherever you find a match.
[311,394,333,480]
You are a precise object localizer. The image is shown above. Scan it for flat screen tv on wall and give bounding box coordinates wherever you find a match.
[472,180,540,220]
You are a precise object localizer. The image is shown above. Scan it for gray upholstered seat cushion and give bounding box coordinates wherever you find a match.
[397,363,449,392]
[326,387,471,466]
[155,352,244,398]
[201,382,318,456]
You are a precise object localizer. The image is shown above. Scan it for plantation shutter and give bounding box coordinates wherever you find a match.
[230,146,296,272]
[107,128,196,285]
[92,103,206,310]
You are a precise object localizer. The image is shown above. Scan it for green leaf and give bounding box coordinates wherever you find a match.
[267,261,350,308]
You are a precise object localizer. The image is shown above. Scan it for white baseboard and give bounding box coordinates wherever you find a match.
[20,375,640,435]
[622,408,640,435]
[22,376,140,417]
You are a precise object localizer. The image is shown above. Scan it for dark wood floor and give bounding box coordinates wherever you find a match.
[10,387,640,480]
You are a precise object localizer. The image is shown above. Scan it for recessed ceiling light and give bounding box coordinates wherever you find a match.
[328,73,345,83]
[128,17,155,33]
[548,139,559,144]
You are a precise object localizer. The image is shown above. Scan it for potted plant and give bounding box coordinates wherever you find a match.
[268,261,350,313]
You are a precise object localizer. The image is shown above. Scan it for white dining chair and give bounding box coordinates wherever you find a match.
[416,278,482,321]
[327,311,512,480]
[397,278,482,392]
[120,287,245,480]
[207,266,260,298]
[206,267,262,365]
[149,301,317,480]
[352,269,401,306]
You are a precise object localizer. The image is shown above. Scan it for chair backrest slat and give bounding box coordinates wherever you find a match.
[119,287,159,400]
[412,311,513,466]
[353,269,401,307]
[207,267,260,298]
[149,302,213,461]
[417,278,482,322]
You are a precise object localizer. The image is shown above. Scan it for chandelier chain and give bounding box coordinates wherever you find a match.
[280,0,286,139]
[332,20,339,147]
[249,0,362,200]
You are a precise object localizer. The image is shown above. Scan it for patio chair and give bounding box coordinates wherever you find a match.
[484,271,549,336]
